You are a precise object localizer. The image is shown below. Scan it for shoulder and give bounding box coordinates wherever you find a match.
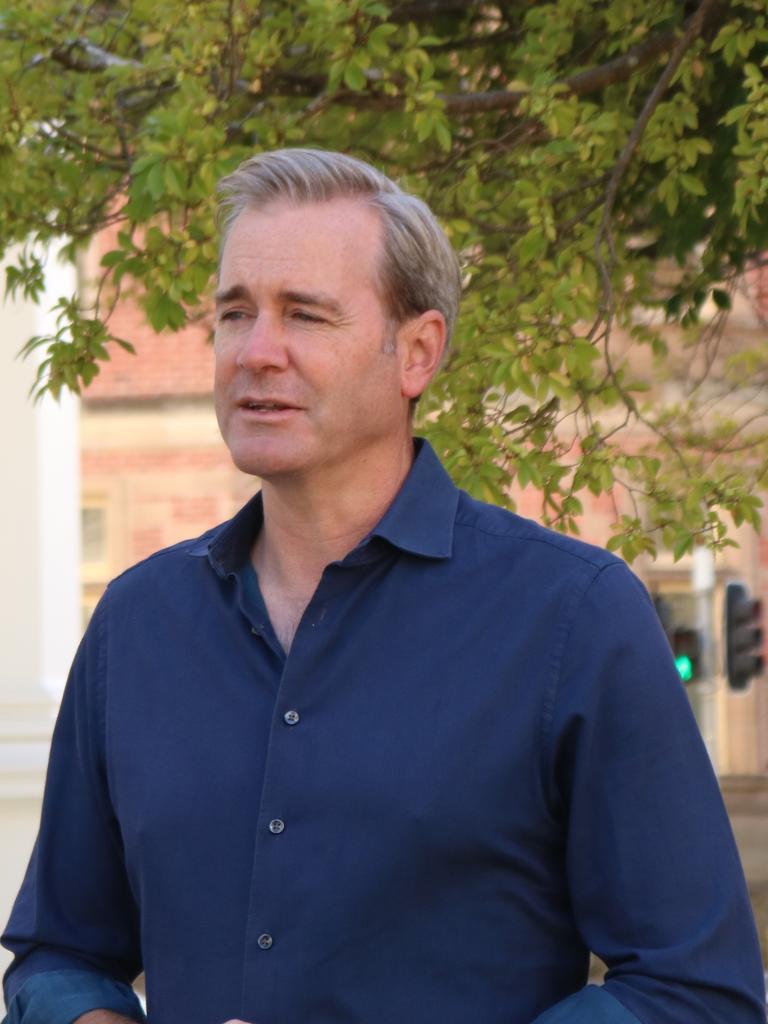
[101,521,225,608]
[453,489,622,577]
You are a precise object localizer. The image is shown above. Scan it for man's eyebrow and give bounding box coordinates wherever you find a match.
[280,290,344,317]
[214,284,249,307]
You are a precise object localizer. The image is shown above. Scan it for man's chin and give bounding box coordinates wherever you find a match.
[228,444,310,481]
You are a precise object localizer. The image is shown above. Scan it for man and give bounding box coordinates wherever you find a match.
[2,149,765,1024]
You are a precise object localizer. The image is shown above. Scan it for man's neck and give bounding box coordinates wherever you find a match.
[250,439,415,651]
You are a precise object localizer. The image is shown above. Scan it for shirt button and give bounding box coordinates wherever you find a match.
[283,709,300,726]
[257,933,273,950]
[269,819,285,834]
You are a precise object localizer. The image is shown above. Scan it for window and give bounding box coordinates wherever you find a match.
[81,498,111,628]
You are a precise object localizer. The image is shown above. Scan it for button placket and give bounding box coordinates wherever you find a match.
[243,592,331,1007]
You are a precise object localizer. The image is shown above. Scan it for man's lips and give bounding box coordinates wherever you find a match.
[233,398,305,424]
[236,398,303,411]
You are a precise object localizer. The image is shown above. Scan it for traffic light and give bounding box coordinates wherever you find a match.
[652,594,703,684]
[724,582,764,691]
[671,627,702,683]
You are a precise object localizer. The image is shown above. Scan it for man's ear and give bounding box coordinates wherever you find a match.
[397,310,447,401]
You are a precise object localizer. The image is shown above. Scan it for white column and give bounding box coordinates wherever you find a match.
[0,244,80,975]
[691,545,718,770]
[35,255,82,701]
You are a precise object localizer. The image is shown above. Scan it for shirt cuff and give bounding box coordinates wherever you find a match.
[531,985,642,1023]
[3,969,147,1024]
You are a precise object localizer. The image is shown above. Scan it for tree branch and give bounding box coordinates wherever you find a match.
[440,29,682,114]
[318,5,724,114]
[389,0,482,19]
[40,37,142,72]
[41,121,129,169]
[449,1,727,112]
[585,0,726,482]
[595,0,726,304]
[27,3,725,139]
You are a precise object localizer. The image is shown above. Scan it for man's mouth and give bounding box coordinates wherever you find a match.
[241,400,296,411]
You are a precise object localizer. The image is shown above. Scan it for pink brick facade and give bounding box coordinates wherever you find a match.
[85,320,214,401]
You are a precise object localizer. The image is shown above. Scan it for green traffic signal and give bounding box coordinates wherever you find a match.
[672,627,701,684]
[652,595,703,684]
[675,654,694,683]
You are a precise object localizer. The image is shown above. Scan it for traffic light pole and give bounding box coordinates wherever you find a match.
[692,546,717,769]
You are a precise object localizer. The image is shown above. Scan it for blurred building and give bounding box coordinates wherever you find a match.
[79,309,256,625]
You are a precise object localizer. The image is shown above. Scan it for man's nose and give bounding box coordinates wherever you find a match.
[235,315,290,372]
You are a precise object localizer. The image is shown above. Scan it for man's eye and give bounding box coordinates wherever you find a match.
[219,310,248,322]
[291,310,324,323]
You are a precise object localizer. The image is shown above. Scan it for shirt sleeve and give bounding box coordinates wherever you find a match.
[531,985,642,1022]
[1,596,144,1012]
[2,969,146,1024]
[544,561,766,1023]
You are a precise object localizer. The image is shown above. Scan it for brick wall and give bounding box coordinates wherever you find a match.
[81,447,228,475]
[83,221,215,401]
[83,317,215,401]
[746,262,768,323]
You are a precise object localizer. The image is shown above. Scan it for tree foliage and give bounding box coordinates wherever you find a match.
[2,0,768,559]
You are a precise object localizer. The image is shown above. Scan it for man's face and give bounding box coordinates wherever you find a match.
[214,198,411,481]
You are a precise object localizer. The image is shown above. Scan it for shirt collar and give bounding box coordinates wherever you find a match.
[189,492,264,577]
[367,437,458,560]
[191,437,459,576]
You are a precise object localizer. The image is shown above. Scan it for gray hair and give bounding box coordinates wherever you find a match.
[216,148,462,347]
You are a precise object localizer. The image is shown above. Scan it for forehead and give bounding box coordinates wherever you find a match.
[219,198,384,296]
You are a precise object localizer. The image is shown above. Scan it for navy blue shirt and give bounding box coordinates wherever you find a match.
[3,440,764,1023]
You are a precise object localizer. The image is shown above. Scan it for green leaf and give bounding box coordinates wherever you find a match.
[343,61,367,91]
[679,173,706,196]
[164,162,187,199]
[435,118,451,152]
[146,161,166,201]
[673,535,694,561]
[100,249,126,269]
